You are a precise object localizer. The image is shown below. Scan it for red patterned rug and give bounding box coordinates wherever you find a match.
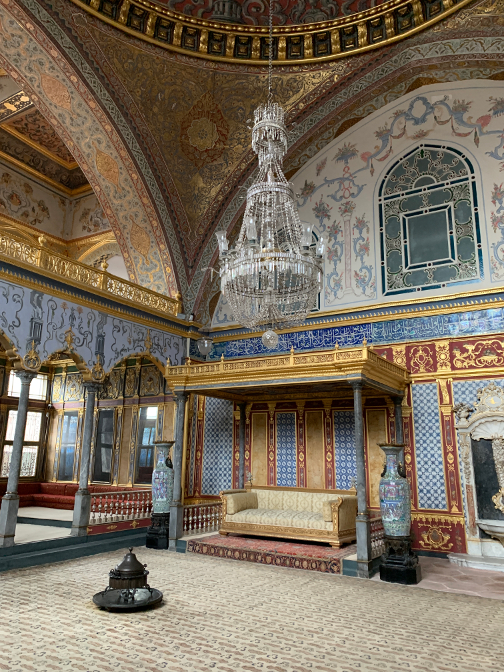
[186,534,356,574]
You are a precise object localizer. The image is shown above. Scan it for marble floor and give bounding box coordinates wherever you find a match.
[18,506,73,521]
[1,548,503,672]
[372,555,504,600]
[14,523,71,544]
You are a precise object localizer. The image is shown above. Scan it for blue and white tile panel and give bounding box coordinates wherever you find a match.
[276,412,297,487]
[201,397,234,495]
[188,395,198,497]
[411,383,447,510]
[334,411,357,490]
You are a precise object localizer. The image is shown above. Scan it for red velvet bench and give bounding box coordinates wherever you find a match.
[0,483,144,510]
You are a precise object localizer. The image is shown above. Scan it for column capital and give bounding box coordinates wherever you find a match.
[392,392,405,404]
[15,369,37,384]
[82,381,102,394]
[350,379,363,391]
[174,390,189,403]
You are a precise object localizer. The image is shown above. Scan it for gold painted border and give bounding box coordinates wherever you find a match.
[70,0,473,66]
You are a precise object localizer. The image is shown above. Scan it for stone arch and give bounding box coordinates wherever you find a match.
[43,346,94,380]
[107,351,166,377]
[0,1,178,297]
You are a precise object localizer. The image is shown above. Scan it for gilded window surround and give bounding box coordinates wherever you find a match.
[70,0,472,66]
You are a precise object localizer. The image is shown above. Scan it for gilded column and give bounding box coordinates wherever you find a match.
[238,402,246,489]
[323,400,335,489]
[267,402,276,486]
[437,379,463,515]
[71,382,102,537]
[244,403,252,483]
[112,406,123,486]
[127,404,140,486]
[401,389,418,510]
[0,370,37,547]
[296,401,306,487]
[193,396,205,496]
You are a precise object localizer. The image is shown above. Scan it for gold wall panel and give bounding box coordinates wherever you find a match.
[306,410,324,490]
[366,408,387,508]
[251,412,268,487]
[118,406,133,486]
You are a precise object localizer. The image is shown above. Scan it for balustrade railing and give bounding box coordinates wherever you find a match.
[183,501,222,535]
[370,515,385,559]
[89,490,152,525]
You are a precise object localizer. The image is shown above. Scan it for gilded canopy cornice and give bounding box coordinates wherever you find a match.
[69,0,473,65]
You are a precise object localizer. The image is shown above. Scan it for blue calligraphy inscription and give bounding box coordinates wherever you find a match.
[208,306,504,359]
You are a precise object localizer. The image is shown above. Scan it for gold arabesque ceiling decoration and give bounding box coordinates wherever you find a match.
[71,0,472,65]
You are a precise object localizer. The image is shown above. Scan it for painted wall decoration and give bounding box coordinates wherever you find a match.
[0,162,111,240]
[212,81,504,327]
[0,278,184,372]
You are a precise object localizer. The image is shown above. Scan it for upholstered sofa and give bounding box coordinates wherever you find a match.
[219,485,358,547]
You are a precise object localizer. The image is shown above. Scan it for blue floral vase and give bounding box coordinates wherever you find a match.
[152,441,174,514]
[379,443,411,537]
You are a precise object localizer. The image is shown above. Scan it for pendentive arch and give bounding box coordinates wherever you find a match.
[0,1,178,297]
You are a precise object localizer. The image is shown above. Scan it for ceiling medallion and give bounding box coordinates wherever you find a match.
[215,2,324,349]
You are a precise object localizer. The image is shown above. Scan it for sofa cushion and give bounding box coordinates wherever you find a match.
[40,483,67,496]
[253,489,346,513]
[229,508,333,531]
[64,484,79,496]
[226,492,258,515]
[32,494,75,506]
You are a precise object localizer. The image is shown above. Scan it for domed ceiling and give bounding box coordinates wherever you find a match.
[163,0,379,25]
[1,0,502,324]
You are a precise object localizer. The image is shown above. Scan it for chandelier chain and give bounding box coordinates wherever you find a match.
[268,0,273,106]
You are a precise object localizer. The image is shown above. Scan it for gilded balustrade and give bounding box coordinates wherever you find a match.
[0,230,182,320]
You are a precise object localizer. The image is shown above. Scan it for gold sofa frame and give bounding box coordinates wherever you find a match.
[219,484,358,548]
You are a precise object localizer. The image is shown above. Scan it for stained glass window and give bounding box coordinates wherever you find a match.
[379,145,482,295]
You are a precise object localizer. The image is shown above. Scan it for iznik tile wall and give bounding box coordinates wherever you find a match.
[201,397,234,495]
[188,395,198,497]
[411,383,448,510]
[334,411,357,490]
[276,413,297,487]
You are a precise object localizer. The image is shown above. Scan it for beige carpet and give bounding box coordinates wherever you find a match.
[1,548,502,672]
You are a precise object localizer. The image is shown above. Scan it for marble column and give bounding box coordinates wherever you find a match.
[0,370,37,547]
[393,395,404,465]
[238,402,246,489]
[71,382,102,537]
[351,380,372,577]
[169,390,188,549]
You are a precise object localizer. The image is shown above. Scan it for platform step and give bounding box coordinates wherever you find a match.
[17,516,72,528]
[0,528,148,572]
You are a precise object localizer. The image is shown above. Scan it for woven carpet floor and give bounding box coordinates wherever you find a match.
[187,534,356,573]
[1,547,503,672]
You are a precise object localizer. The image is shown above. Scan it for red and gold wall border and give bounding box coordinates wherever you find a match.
[70,0,472,65]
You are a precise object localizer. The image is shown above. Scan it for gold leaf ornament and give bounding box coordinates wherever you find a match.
[40,72,72,112]
[130,218,151,260]
[23,340,41,371]
[92,142,121,189]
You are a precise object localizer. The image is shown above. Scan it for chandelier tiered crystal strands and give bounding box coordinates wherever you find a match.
[214,4,324,350]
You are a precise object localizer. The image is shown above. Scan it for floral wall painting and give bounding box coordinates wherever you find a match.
[210,81,504,328]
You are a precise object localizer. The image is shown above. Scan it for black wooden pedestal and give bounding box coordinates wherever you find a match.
[380,535,422,585]
[146,512,170,550]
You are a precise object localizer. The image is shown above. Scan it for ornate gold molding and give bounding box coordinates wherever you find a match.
[70,0,473,66]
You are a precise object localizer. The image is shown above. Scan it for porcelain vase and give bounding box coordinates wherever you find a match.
[152,441,174,514]
[379,443,411,537]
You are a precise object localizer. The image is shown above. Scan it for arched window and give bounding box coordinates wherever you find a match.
[379,144,482,295]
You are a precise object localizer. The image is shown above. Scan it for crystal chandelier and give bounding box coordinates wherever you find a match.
[214,4,324,349]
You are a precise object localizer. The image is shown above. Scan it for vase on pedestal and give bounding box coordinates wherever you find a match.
[379,443,411,537]
[146,441,174,550]
[378,443,421,585]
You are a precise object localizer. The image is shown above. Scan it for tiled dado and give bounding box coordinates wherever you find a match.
[71,0,470,65]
